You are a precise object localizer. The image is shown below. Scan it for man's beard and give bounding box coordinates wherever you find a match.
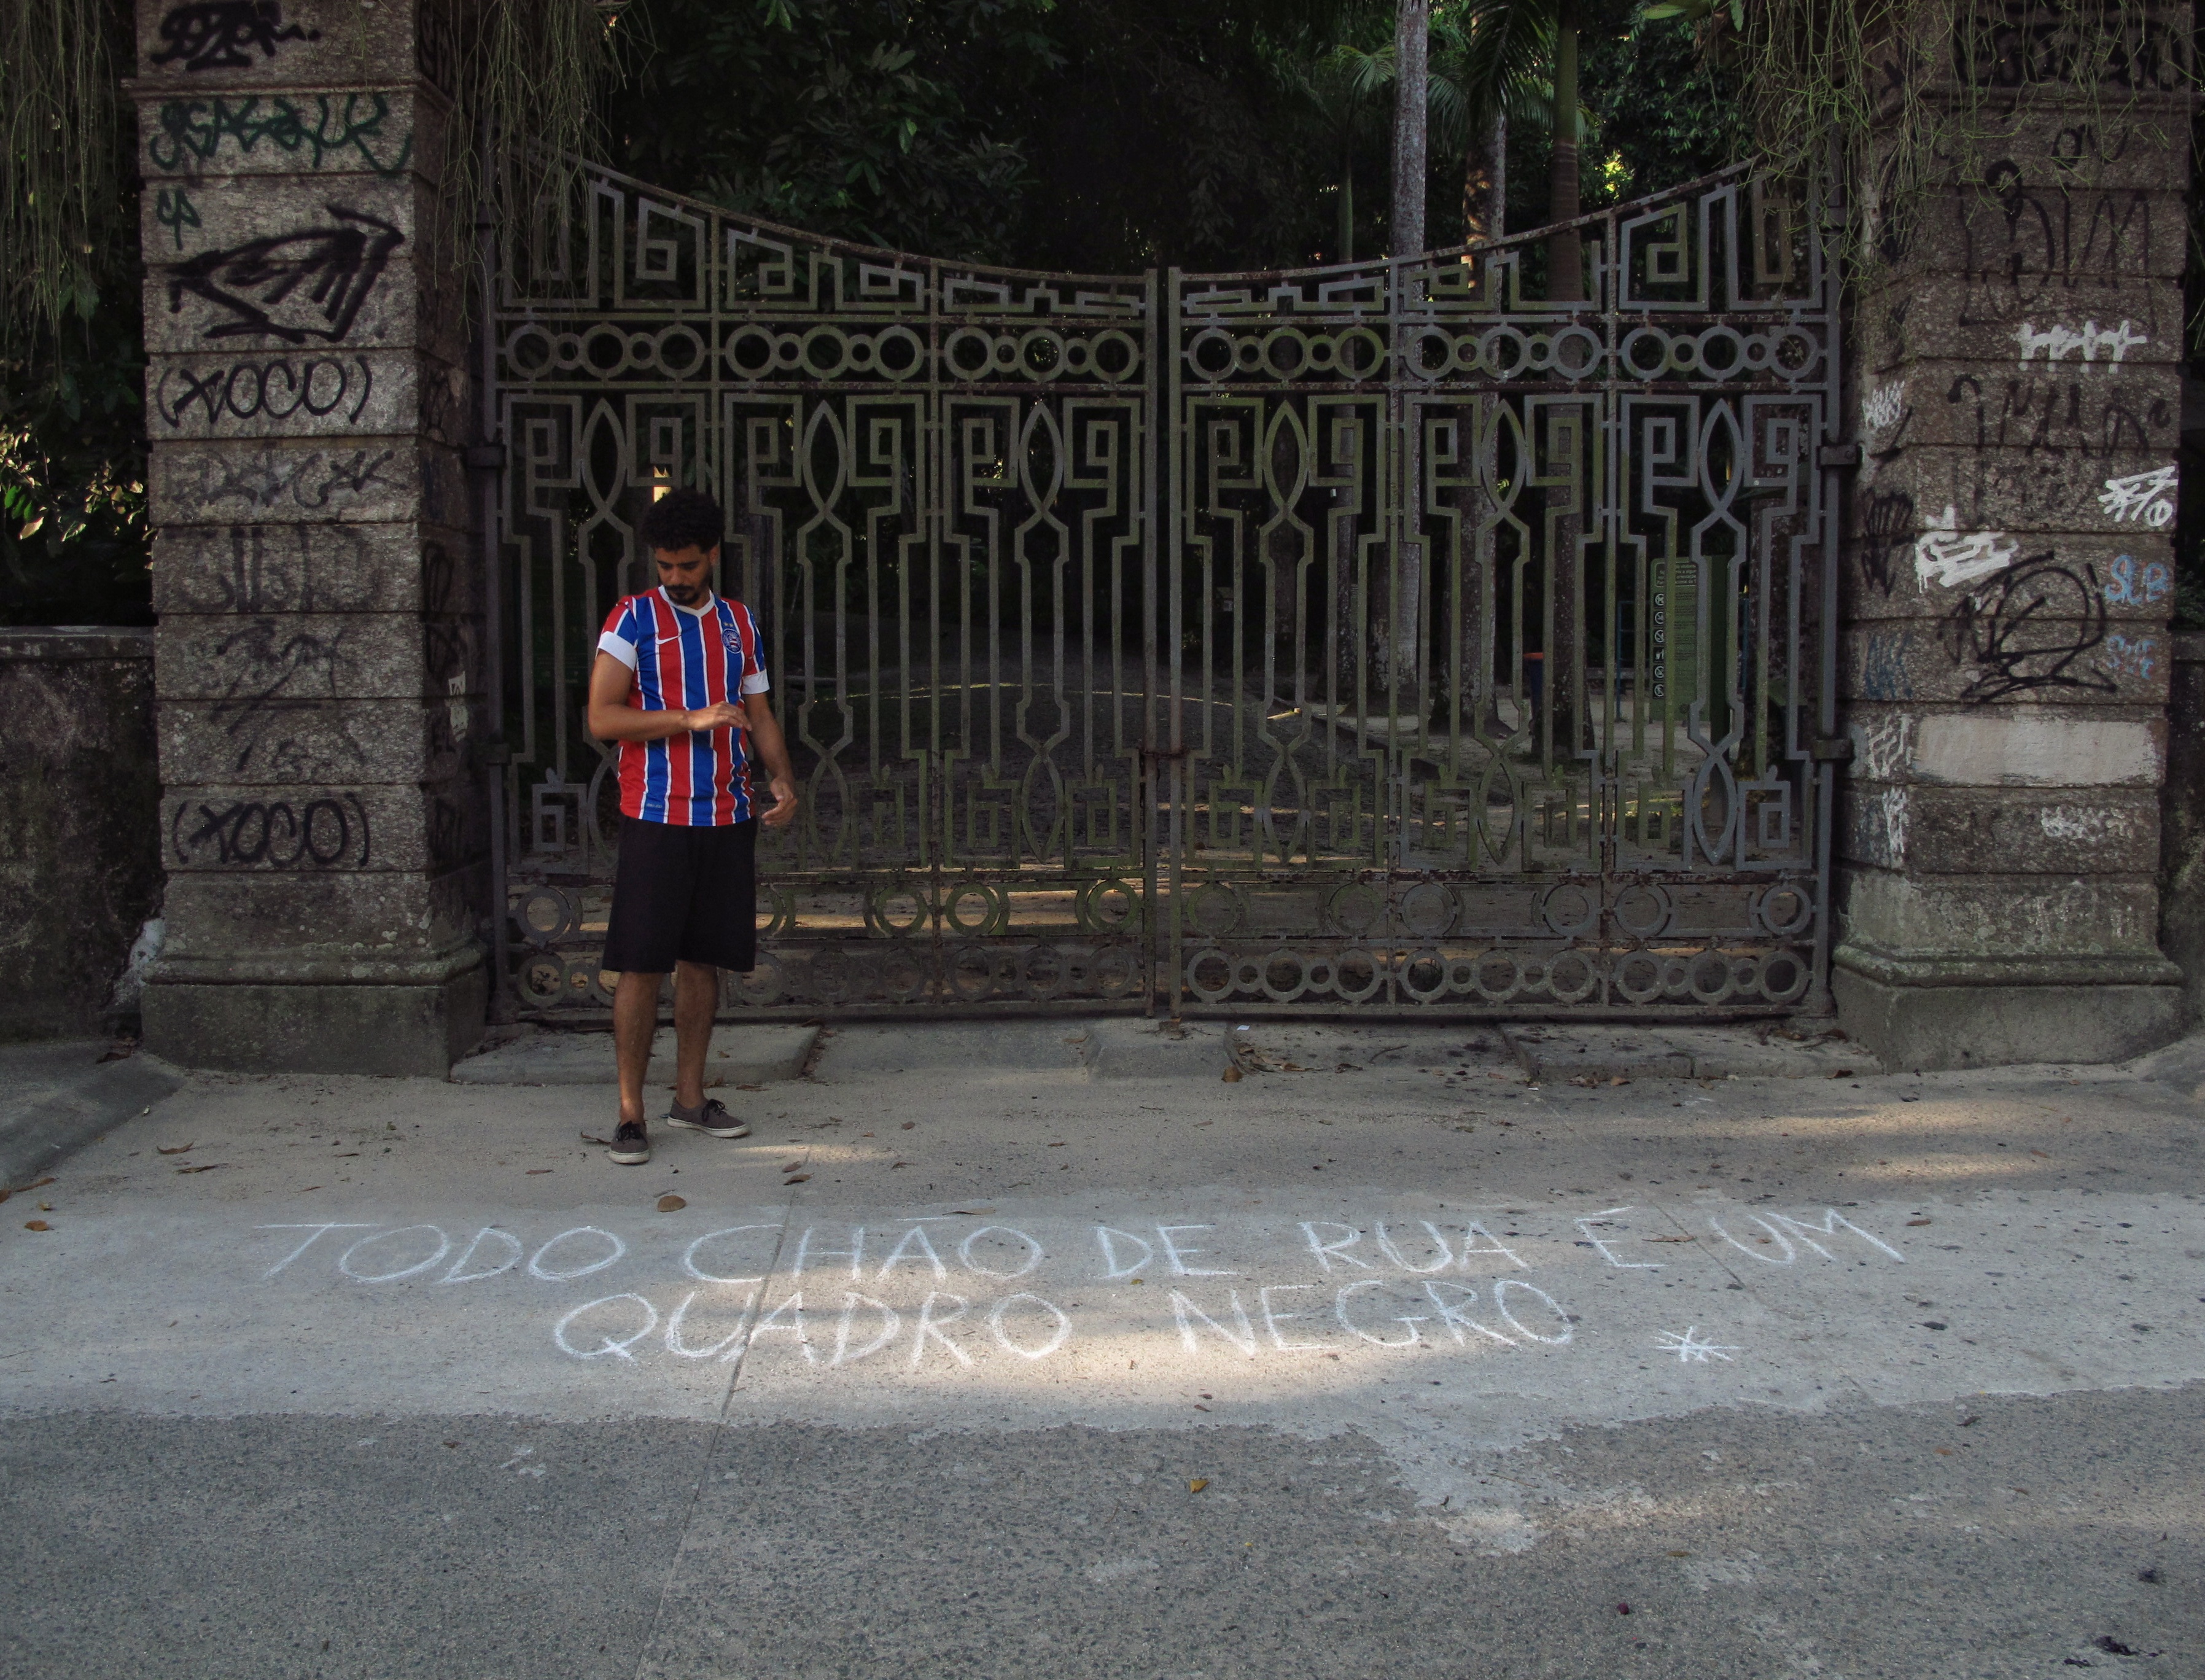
[665,580,707,604]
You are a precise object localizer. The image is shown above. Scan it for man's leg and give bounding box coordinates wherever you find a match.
[613,970,664,1127]
[671,959,718,1111]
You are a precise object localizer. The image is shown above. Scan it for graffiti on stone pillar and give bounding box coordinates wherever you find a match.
[1957,161,2154,327]
[154,356,375,430]
[1944,373,2166,457]
[176,446,402,514]
[164,207,405,345]
[171,793,371,869]
[1913,504,2018,590]
[2102,553,2171,607]
[1861,379,1910,455]
[2013,319,2147,365]
[150,2,318,72]
[2098,465,2177,526]
[208,618,370,777]
[148,95,414,179]
[1936,556,2113,702]
[155,187,203,251]
[1856,489,1916,596]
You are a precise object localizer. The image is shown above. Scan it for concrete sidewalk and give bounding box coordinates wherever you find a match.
[2,1019,2200,1678]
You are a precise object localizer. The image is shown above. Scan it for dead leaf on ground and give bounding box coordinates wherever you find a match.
[1221,1065,1243,1083]
[1048,1141,1068,1148]
[951,1208,996,1216]
[1188,1478,1209,1493]
[657,1194,686,1212]
[784,1173,811,1184]
[781,1160,803,1172]
[900,1121,916,1129]
[1608,1076,1629,1086]
[156,1143,193,1156]
[23,1220,50,1231]
[175,1163,229,1175]
[1907,1218,1932,1226]
[526,1168,554,1175]
[2029,1149,2050,1159]
[736,1084,763,1092]
[891,1161,913,1169]
[1645,1235,1696,1243]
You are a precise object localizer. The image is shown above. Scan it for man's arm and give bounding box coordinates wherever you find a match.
[742,690,799,828]
[584,651,744,742]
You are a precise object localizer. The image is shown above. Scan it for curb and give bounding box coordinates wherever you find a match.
[1,1056,182,1192]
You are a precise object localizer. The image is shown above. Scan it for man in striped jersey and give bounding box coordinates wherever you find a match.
[586,489,798,1165]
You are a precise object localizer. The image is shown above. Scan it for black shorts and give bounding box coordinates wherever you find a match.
[602,818,757,974]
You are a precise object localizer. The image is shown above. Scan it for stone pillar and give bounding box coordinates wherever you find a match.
[1835,3,2191,1068]
[134,0,488,1075]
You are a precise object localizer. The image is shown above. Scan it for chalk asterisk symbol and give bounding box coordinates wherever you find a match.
[1654,1326,1740,1364]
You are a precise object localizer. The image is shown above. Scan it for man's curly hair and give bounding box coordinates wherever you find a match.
[636,487,723,555]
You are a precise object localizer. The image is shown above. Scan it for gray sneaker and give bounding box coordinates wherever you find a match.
[607,1120,651,1164]
[663,1097,750,1138]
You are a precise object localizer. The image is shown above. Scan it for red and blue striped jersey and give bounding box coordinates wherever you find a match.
[596,589,770,825]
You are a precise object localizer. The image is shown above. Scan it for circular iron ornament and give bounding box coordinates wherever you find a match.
[1078,877,1141,933]
[1020,945,1066,1000]
[1086,942,1140,999]
[1612,951,1666,1004]
[1445,955,1483,994]
[947,944,998,999]
[1186,882,1247,938]
[1754,882,1816,938]
[1687,951,1735,1005]
[879,946,930,1003]
[1332,948,1385,1003]
[1305,957,1338,993]
[1398,881,1458,938]
[517,952,566,1008]
[1399,949,1449,1005]
[1334,327,1386,378]
[807,947,863,1004]
[756,887,797,941]
[1539,882,1599,938]
[1089,330,1143,383]
[1660,957,1693,996]
[1186,947,1236,1004]
[1759,948,1812,1005]
[1260,951,1309,1003]
[575,957,618,1008]
[655,325,707,379]
[736,951,787,1006]
[865,879,930,938]
[1406,326,1455,380]
[1611,882,1672,939]
[1477,325,1529,377]
[1471,950,1523,1003]
[506,323,557,376]
[1546,948,1601,1004]
[944,327,997,381]
[943,881,1003,935]
[1619,325,1670,381]
[516,886,575,943]
[1547,325,1604,379]
[1324,881,1385,936]
[1261,328,1310,380]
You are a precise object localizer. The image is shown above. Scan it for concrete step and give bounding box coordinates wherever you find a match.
[449,1024,819,1087]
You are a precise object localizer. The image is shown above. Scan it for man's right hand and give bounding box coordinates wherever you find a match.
[683,702,747,733]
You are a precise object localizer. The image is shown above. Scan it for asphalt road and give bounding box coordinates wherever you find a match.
[2,1018,2199,1679]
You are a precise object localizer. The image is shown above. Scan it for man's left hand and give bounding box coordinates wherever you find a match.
[763,776,799,828]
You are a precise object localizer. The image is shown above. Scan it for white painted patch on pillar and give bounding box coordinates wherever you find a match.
[1911,715,2158,787]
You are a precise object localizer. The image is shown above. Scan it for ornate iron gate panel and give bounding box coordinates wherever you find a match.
[488,161,1839,1019]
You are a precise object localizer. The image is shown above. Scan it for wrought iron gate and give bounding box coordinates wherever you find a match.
[487,160,1841,1020]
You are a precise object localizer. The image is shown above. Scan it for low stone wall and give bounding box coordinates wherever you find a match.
[0,630,163,1040]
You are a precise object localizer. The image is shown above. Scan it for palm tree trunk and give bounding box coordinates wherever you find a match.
[1546,0,1581,299]
[1391,0,1429,258]
[1464,107,1506,243]
[1339,142,1355,263]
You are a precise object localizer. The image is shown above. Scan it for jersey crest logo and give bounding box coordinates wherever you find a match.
[722,623,742,658]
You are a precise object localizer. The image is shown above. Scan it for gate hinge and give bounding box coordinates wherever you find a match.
[1811,736,1856,763]
[466,444,508,470]
[1817,441,1861,470]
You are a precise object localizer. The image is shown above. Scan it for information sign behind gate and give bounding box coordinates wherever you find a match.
[490,161,1840,1019]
